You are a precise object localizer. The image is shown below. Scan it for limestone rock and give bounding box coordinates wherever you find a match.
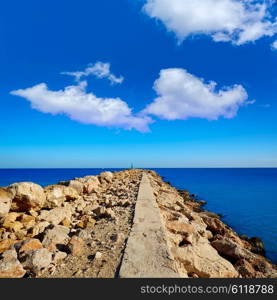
[19,239,43,254]
[39,207,72,225]
[44,185,79,208]
[166,221,195,235]
[29,221,50,237]
[21,248,52,274]
[19,214,36,230]
[0,188,13,218]
[99,171,113,183]
[171,239,239,278]
[67,236,85,256]
[53,251,67,263]
[3,221,23,233]
[234,259,257,277]
[211,238,252,260]
[42,225,70,251]
[201,216,227,235]
[62,180,84,194]
[8,182,46,212]
[83,177,100,194]
[2,212,21,224]
[0,249,26,278]
[0,239,17,254]
[61,217,71,228]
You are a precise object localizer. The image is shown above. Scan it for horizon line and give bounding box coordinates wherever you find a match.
[0,167,277,169]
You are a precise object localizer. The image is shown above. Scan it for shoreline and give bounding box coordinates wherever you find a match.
[0,169,276,278]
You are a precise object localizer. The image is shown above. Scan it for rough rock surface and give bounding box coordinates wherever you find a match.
[147,170,277,278]
[0,249,26,278]
[0,188,13,218]
[0,169,276,278]
[8,182,46,212]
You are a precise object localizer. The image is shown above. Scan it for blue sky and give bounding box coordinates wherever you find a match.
[0,0,276,168]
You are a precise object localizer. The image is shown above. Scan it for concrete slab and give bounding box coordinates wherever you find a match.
[119,173,179,278]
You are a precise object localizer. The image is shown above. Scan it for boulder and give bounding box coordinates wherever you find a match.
[53,251,67,263]
[0,239,18,254]
[0,188,13,218]
[234,259,257,277]
[67,236,85,256]
[18,239,43,254]
[3,221,23,233]
[29,221,50,237]
[199,211,221,219]
[83,177,100,194]
[39,207,72,225]
[8,182,46,212]
[19,214,36,230]
[61,180,84,194]
[44,185,79,208]
[0,249,26,278]
[42,225,70,251]
[99,171,113,183]
[201,216,227,235]
[171,239,239,278]
[166,221,195,235]
[21,248,52,274]
[211,238,252,260]
[2,212,21,224]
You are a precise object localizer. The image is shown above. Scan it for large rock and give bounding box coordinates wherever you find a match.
[53,251,67,263]
[166,221,195,235]
[21,248,52,274]
[39,207,72,225]
[8,182,46,212]
[44,185,79,208]
[67,236,85,256]
[83,178,100,194]
[19,214,36,230]
[18,239,43,254]
[0,188,13,218]
[42,225,70,251]
[99,171,113,183]
[201,216,227,235]
[0,249,26,278]
[29,221,50,237]
[211,238,252,260]
[171,238,239,278]
[61,180,84,194]
[0,239,18,254]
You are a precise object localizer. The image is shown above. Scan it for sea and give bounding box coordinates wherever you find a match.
[0,168,276,264]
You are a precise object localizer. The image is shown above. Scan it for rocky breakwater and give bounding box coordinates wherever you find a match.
[147,170,277,278]
[0,169,142,278]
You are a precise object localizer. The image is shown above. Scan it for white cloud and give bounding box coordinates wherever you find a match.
[143,68,248,120]
[143,0,277,45]
[271,39,277,50]
[11,80,151,132]
[61,62,124,84]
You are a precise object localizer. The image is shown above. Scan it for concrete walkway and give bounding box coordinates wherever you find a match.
[119,173,179,278]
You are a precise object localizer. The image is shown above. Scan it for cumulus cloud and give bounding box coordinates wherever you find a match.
[271,40,277,50]
[61,62,124,84]
[143,0,277,45]
[143,68,248,120]
[11,80,151,132]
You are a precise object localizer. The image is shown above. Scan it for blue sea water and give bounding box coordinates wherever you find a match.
[0,168,276,264]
